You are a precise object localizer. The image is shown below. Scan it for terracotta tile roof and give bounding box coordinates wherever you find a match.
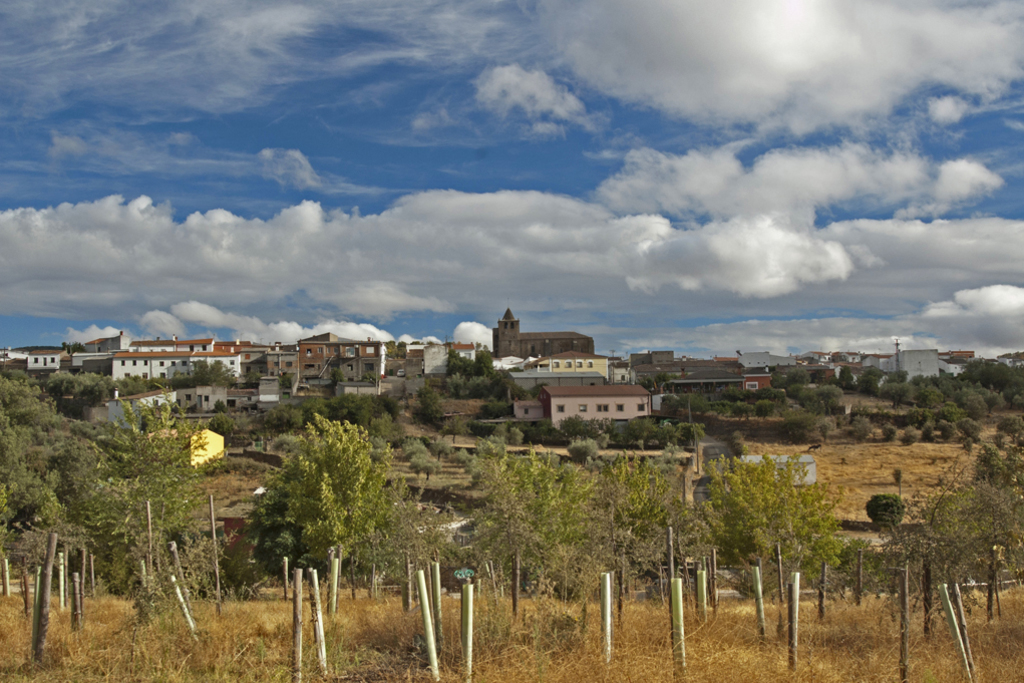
[541,385,650,397]
[451,343,475,350]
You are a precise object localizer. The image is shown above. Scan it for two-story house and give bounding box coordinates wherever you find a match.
[297,333,383,383]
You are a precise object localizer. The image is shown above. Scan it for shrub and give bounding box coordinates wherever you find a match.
[452,449,474,467]
[780,410,819,443]
[956,418,983,441]
[409,451,441,481]
[754,399,775,419]
[849,416,873,442]
[429,439,453,460]
[900,427,920,446]
[881,424,897,442]
[479,401,512,420]
[567,438,600,464]
[938,402,968,424]
[817,418,835,443]
[207,413,235,437]
[476,436,507,458]
[866,493,905,527]
[272,434,301,455]
[507,426,524,446]
[997,415,1024,441]
[920,423,935,442]
[726,431,745,456]
[936,419,956,440]
[402,437,430,461]
[368,436,391,463]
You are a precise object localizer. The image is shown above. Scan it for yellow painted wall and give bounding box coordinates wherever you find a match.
[191,429,225,467]
[538,356,608,377]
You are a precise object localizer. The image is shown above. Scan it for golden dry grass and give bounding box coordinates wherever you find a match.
[3,587,1023,682]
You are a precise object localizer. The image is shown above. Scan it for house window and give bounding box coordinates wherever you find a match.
[347,347,355,357]
[552,361,560,368]
[160,373,166,378]
[143,360,148,366]
[159,361,165,367]
[524,408,530,415]
[365,346,374,355]
[577,361,583,368]
[132,360,137,366]
[556,405,565,413]
[318,347,324,354]
[189,345,195,351]
[597,404,609,412]
[121,360,126,366]
[142,373,148,379]
[229,360,235,365]
[185,394,192,401]
[588,361,594,368]
[171,361,176,366]
[579,405,588,412]
[286,361,293,368]
[347,364,353,371]
[637,403,646,411]
[245,354,251,360]
[306,349,312,356]
[616,404,624,412]
[746,382,758,390]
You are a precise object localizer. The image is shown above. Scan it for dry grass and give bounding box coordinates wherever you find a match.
[3,587,1024,682]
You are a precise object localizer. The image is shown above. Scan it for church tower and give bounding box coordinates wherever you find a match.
[493,308,520,357]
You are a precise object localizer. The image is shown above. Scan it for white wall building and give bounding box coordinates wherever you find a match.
[112,351,242,380]
[738,351,798,369]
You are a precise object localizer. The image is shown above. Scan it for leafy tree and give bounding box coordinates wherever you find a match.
[849,415,873,442]
[858,367,883,396]
[263,404,303,434]
[867,493,905,527]
[938,402,968,424]
[440,415,468,444]
[171,360,236,388]
[207,413,235,437]
[62,341,86,354]
[815,385,844,415]
[838,366,856,390]
[916,386,945,409]
[956,418,982,442]
[415,384,445,426]
[780,410,819,443]
[409,450,441,481]
[707,456,843,571]
[754,399,775,419]
[84,397,202,592]
[955,390,988,420]
[242,370,263,388]
[282,415,391,558]
[785,367,809,387]
[880,381,914,408]
[567,438,599,463]
[900,427,920,445]
[881,424,897,441]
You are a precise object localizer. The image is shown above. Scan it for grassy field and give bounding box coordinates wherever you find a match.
[2,585,1022,681]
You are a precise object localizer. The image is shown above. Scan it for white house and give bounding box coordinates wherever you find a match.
[112,351,242,380]
[27,350,63,370]
[107,389,177,426]
[738,351,797,369]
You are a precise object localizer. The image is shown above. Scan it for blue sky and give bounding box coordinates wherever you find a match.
[3,0,1024,356]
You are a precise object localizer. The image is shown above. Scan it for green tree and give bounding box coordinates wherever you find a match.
[172,360,235,388]
[754,399,775,419]
[880,381,914,408]
[866,493,905,527]
[415,384,445,426]
[707,456,843,571]
[838,366,856,390]
[283,415,391,557]
[858,367,883,396]
[207,413,235,437]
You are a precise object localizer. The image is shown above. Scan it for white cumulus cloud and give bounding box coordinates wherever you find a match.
[453,321,492,349]
[258,148,323,190]
[476,64,596,134]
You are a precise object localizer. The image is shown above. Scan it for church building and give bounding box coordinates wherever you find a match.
[492,309,595,358]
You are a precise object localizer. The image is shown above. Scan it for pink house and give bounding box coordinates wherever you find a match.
[539,385,651,427]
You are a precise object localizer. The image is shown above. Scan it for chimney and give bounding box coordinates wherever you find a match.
[173,335,177,342]
[114,388,119,399]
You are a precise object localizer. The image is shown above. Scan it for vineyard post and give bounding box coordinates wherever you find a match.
[33,532,58,664]
[787,573,800,672]
[512,550,520,618]
[670,577,686,675]
[72,572,82,631]
[283,557,289,601]
[855,549,863,606]
[461,582,474,683]
[618,550,626,625]
[402,554,412,612]
[951,584,976,680]
[818,561,826,621]
[710,548,718,614]
[170,575,197,638]
[600,572,613,664]
[431,561,444,648]
[168,541,194,622]
[899,567,909,683]
[78,548,86,624]
[330,555,340,616]
[939,584,971,680]
[89,554,95,598]
[22,558,30,618]
[30,566,41,652]
[775,543,784,637]
[2,555,8,597]
[145,500,154,577]
[922,559,932,636]
[208,494,222,616]
[292,567,303,683]
[335,545,343,610]
[753,564,766,639]
[308,569,327,675]
[58,551,65,612]
[416,569,439,681]
[696,569,707,621]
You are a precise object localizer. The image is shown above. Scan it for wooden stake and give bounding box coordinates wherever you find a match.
[899,567,909,683]
[349,555,356,600]
[431,561,444,648]
[292,567,303,683]
[283,557,289,601]
[855,548,863,606]
[462,583,474,683]
[618,549,626,625]
[775,542,785,637]
[402,554,412,612]
[145,500,154,577]
[31,566,41,652]
[951,584,976,680]
[89,554,95,598]
[2,555,9,597]
[670,577,686,675]
[33,532,58,663]
[512,549,520,619]
[208,494,222,616]
[939,584,971,680]
[70,572,79,631]
[666,527,675,580]
[922,559,932,636]
[22,558,30,619]
[600,572,613,664]
[308,569,327,675]
[416,570,439,681]
[58,551,65,612]
[78,548,86,624]
[787,573,800,672]
[818,561,827,621]
[753,564,766,639]
[710,548,718,614]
